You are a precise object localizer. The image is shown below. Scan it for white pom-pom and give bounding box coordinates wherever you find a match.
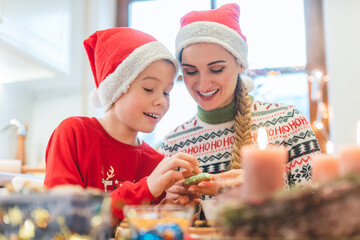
[89,89,102,108]
[241,75,254,92]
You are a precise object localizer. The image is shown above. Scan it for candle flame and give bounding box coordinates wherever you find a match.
[326,141,334,154]
[258,127,268,150]
[357,121,360,145]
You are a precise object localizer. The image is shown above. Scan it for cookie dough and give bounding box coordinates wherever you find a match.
[184,173,212,187]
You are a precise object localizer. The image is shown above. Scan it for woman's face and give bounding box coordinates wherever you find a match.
[181,43,245,111]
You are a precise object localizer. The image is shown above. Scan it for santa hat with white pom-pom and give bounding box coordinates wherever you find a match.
[84,28,178,111]
[176,3,254,90]
[241,75,254,92]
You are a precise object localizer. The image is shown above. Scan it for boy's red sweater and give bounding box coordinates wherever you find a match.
[44,116,165,219]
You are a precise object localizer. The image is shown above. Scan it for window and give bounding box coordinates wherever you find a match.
[215,0,309,121]
[125,0,316,148]
[129,0,210,55]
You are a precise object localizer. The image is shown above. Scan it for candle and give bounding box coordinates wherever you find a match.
[339,121,360,176]
[312,154,339,182]
[312,141,339,182]
[357,121,360,145]
[241,128,287,202]
[339,145,360,176]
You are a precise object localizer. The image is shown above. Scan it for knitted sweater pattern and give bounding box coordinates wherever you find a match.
[159,100,321,188]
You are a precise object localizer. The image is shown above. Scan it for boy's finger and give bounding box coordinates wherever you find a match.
[165,192,181,201]
[174,179,185,185]
[168,159,196,173]
[178,195,190,205]
[167,184,192,195]
[161,172,185,190]
[194,166,201,174]
[189,193,202,199]
[159,198,175,205]
[187,185,199,193]
[174,153,199,166]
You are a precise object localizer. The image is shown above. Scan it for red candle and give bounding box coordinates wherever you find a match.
[312,154,340,182]
[241,128,287,202]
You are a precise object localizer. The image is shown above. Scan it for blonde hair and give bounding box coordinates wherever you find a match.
[230,77,252,169]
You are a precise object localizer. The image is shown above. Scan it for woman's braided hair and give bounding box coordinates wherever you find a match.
[180,48,252,169]
[230,76,252,169]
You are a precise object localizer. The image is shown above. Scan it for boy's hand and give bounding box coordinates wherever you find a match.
[147,153,201,198]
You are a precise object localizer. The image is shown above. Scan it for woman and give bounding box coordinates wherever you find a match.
[159,3,320,201]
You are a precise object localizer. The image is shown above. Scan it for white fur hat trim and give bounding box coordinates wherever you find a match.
[89,88,102,108]
[97,41,178,111]
[176,21,248,69]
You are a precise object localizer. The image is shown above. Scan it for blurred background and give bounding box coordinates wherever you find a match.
[0,0,359,169]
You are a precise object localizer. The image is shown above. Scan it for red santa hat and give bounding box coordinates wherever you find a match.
[84,28,178,111]
[176,3,248,69]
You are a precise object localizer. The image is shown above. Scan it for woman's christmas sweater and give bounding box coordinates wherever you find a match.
[159,100,321,190]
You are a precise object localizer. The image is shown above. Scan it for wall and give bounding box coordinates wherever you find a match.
[0,0,116,167]
[323,0,360,150]
[0,83,32,159]
[27,89,83,168]
[26,0,116,167]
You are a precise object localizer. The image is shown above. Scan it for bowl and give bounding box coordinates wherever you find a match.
[200,199,218,222]
[124,204,194,239]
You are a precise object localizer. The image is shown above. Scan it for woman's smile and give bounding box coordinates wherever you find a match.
[197,89,219,97]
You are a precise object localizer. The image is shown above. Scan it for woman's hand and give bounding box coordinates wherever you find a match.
[187,180,217,196]
[165,180,202,206]
[187,169,244,196]
[147,153,201,198]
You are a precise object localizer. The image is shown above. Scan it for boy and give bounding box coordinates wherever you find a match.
[44,28,200,220]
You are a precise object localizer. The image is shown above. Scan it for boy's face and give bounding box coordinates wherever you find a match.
[112,60,175,134]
